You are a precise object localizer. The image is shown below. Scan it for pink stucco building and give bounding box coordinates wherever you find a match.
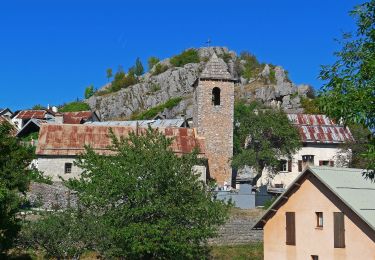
[254,167,375,260]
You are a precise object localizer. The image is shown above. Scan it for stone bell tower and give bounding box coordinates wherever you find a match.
[193,53,235,186]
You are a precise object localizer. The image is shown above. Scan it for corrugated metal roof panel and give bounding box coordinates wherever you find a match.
[16,110,47,119]
[287,114,354,143]
[36,124,204,156]
[62,111,93,124]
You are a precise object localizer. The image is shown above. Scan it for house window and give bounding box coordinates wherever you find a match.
[279,160,288,172]
[316,212,323,228]
[302,155,314,170]
[319,160,334,167]
[298,160,302,172]
[286,212,296,245]
[212,87,221,106]
[311,255,319,260]
[278,160,292,172]
[334,212,345,248]
[65,163,72,174]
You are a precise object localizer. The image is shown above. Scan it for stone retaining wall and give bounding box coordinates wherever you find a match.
[209,209,264,245]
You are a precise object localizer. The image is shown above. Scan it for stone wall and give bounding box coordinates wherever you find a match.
[209,209,264,245]
[26,182,78,210]
[194,79,234,186]
[38,156,82,181]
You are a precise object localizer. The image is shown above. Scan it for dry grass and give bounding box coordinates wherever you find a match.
[229,207,265,219]
[210,243,263,260]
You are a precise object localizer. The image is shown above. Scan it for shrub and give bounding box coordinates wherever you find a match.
[170,49,200,67]
[59,101,90,112]
[148,56,160,71]
[84,85,94,99]
[132,97,183,120]
[240,51,262,80]
[150,83,161,92]
[152,63,169,76]
[218,53,232,63]
[269,69,276,84]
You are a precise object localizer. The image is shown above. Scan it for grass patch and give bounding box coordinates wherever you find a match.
[152,63,169,76]
[131,97,183,120]
[210,243,263,260]
[59,101,90,112]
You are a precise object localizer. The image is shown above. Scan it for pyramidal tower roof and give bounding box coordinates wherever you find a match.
[200,53,233,81]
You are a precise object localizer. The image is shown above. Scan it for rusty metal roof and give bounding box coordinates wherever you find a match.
[287,114,354,144]
[36,124,205,156]
[15,110,48,120]
[62,111,94,124]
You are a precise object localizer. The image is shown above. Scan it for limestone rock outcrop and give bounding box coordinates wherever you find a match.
[86,47,313,121]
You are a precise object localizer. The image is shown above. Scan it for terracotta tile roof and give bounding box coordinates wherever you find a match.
[15,110,48,120]
[62,111,93,124]
[287,114,354,144]
[36,124,205,156]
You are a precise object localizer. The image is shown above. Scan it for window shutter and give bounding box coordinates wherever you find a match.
[298,160,302,172]
[288,160,292,172]
[330,161,334,167]
[334,212,345,248]
[286,212,296,245]
[319,160,323,166]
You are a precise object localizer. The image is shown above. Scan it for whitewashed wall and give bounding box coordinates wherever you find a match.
[258,144,350,188]
[38,157,82,181]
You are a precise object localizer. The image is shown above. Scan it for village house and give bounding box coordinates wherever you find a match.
[12,109,55,129]
[0,108,13,118]
[253,166,375,259]
[16,110,100,139]
[257,114,354,194]
[36,123,206,181]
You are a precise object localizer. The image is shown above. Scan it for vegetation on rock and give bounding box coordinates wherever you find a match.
[148,56,160,71]
[84,84,94,99]
[59,101,90,112]
[152,63,169,76]
[170,49,200,67]
[131,97,183,120]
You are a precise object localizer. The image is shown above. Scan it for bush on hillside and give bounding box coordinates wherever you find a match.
[170,49,200,67]
[59,101,90,112]
[131,97,183,120]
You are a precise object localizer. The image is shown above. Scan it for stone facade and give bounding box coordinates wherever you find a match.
[193,79,234,186]
[209,209,264,245]
[38,156,82,181]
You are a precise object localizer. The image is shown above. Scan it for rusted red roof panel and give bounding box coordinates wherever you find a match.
[287,114,354,144]
[36,124,205,156]
[62,111,93,124]
[15,110,47,119]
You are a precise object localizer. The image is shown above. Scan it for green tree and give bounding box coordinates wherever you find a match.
[319,0,375,178]
[0,121,34,254]
[134,57,144,76]
[232,102,301,184]
[84,84,94,99]
[106,68,113,82]
[26,128,230,259]
[148,56,160,71]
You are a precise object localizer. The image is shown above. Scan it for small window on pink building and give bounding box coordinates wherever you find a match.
[316,212,323,228]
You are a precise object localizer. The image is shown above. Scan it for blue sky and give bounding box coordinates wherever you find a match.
[0,0,364,111]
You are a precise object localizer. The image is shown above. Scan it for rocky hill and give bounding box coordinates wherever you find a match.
[86,47,313,121]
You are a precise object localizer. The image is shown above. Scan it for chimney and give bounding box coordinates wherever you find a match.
[55,113,64,124]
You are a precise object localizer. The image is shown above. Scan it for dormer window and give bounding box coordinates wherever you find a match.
[212,87,221,106]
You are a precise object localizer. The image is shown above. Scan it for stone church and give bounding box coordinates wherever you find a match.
[36,54,235,187]
[192,53,235,186]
